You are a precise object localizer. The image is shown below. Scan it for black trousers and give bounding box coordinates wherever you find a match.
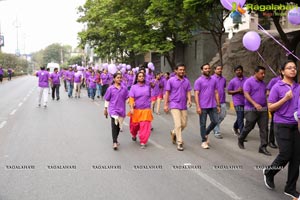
[52,84,60,99]
[101,84,109,97]
[111,118,120,143]
[268,112,276,144]
[239,110,268,148]
[265,123,300,192]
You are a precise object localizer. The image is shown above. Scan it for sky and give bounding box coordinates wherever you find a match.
[0,0,86,54]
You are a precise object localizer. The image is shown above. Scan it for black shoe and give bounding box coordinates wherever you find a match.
[177,143,184,151]
[97,96,100,98]
[284,190,300,199]
[269,142,278,149]
[263,169,275,190]
[238,138,245,149]
[151,127,153,131]
[259,147,272,156]
[57,97,60,101]
[132,137,137,141]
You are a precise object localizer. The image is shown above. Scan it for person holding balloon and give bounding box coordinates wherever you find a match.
[263,60,300,199]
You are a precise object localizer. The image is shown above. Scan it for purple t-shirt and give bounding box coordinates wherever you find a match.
[101,73,110,85]
[129,83,151,109]
[36,70,50,88]
[268,80,299,124]
[194,75,218,109]
[146,73,154,85]
[151,79,160,97]
[0,68,3,75]
[50,72,60,85]
[65,71,74,83]
[211,74,226,104]
[243,76,267,110]
[104,85,129,117]
[126,74,134,87]
[266,76,281,91]
[227,76,247,106]
[88,76,97,89]
[166,76,192,110]
[74,72,82,83]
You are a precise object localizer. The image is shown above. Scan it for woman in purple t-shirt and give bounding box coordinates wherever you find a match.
[264,60,300,199]
[150,73,162,115]
[128,72,153,149]
[104,73,129,150]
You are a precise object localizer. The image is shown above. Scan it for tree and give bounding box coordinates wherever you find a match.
[77,0,151,65]
[183,0,230,66]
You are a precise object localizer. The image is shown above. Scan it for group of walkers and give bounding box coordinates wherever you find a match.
[0,65,14,83]
[35,60,300,199]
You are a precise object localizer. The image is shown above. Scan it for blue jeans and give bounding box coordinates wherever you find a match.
[89,88,96,99]
[96,84,102,97]
[213,103,227,135]
[66,82,74,97]
[233,105,244,133]
[199,108,218,142]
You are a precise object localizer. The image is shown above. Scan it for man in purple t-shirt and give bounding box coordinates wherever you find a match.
[238,66,271,156]
[50,68,60,101]
[65,66,75,98]
[211,65,227,139]
[35,66,50,107]
[227,65,247,136]
[0,65,4,83]
[194,63,220,149]
[164,63,192,151]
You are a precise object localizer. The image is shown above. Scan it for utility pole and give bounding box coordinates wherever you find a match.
[13,17,21,56]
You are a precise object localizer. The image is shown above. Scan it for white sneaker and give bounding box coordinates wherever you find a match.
[201,142,209,149]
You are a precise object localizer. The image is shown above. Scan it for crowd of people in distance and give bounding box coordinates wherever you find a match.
[35,60,300,199]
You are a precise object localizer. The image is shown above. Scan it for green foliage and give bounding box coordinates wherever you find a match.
[31,43,72,68]
[0,52,29,74]
[68,55,83,66]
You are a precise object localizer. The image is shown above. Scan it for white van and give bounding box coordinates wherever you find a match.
[47,62,60,73]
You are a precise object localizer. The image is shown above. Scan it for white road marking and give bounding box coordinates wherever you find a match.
[23,97,27,101]
[10,109,17,115]
[18,102,23,107]
[0,121,7,129]
[193,170,241,200]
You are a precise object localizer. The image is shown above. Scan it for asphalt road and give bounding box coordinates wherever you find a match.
[0,76,297,200]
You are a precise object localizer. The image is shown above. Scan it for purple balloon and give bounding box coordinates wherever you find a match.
[102,63,108,70]
[108,64,117,74]
[120,68,126,74]
[220,0,246,11]
[126,65,131,70]
[242,31,261,52]
[288,7,300,25]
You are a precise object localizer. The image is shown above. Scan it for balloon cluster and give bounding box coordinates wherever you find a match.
[101,63,133,74]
